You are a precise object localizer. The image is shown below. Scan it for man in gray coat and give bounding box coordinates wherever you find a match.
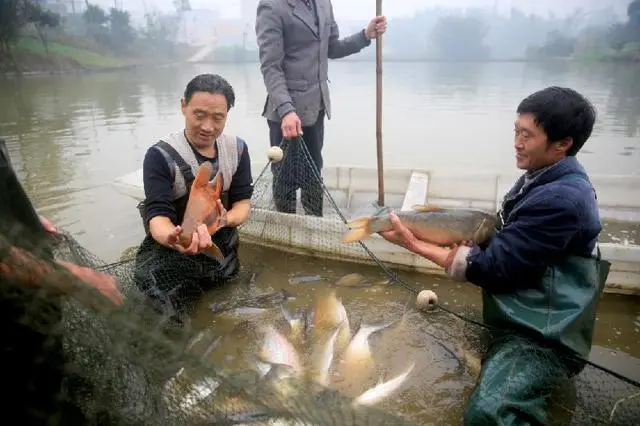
[256,0,387,216]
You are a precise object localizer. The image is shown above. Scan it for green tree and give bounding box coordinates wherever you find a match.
[0,0,59,53]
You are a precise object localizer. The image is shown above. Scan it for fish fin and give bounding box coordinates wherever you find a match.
[203,243,225,261]
[201,336,223,360]
[411,204,442,213]
[346,217,371,229]
[342,225,371,243]
[208,169,224,197]
[193,161,215,190]
[373,205,392,217]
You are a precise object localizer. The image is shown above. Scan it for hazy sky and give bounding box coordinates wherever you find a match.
[113,0,630,20]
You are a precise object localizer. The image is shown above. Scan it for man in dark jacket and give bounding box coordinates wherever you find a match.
[378,86,608,425]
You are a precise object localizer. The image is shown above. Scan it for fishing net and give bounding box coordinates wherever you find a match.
[1,222,422,425]
[239,136,640,426]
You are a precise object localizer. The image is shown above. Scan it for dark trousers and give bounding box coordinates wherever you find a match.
[268,111,325,216]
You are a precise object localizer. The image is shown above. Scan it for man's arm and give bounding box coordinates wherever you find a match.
[142,147,181,247]
[327,2,372,59]
[255,0,295,120]
[445,194,583,293]
[225,140,253,228]
[0,233,123,309]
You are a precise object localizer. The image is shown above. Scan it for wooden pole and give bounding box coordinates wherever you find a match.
[375,0,384,207]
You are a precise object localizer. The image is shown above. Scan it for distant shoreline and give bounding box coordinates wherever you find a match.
[2,48,637,78]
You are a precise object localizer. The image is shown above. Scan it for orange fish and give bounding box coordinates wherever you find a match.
[179,161,225,261]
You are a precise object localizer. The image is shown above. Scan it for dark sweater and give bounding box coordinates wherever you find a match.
[142,135,254,227]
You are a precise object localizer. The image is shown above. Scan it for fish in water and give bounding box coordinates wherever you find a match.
[336,321,394,394]
[341,204,497,246]
[209,289,295,314]
[281,306,308,349]
[334,273,369,288]
[352,362,416,407]
[308,321,344,387]
[312,289,351,354]
[180,161,225,261]
[260,325,303,377]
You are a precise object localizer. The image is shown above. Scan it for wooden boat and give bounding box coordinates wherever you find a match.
[113,161,640,296]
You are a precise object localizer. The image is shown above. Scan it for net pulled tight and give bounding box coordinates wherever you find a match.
[0,220,419,425]
[241,136,640,426]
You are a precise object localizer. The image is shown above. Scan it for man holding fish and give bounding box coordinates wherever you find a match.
[134,74,254,325]
[349,87,608,425]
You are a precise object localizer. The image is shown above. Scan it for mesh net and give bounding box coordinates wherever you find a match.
[1,224,421,425]
[2,134,639,425]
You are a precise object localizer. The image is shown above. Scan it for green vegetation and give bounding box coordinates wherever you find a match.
[15,36,126,69]
[0,0,194,74]
[527,1,640,62]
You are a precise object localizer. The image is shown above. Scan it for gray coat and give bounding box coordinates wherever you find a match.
[255,0,372,127]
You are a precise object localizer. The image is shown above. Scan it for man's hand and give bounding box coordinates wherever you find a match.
[281,111,302,139]
[39,215,58,234]
[165,224,213,256]
[58,260,124,307]
[209,199,228,234]
[365,16,388,40]
[378,212,418,251]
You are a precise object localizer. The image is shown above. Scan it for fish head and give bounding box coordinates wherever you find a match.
[313,289,348,331]
[181,161,224,238]
[472,214,497,245]
[259,325,301,373]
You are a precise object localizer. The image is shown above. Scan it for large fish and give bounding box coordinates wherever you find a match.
[335,321,394,395]
[341,204,497,246]
[179,161,225,261]
[259,325,303,377]
[352,362,416,407]
[308,321,344,387]
[312,289,351,354]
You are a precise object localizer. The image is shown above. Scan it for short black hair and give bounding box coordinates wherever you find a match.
[516,86,596,156]
[183,74,235,111]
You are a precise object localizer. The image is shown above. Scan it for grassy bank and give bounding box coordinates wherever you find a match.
[1,34,197,75]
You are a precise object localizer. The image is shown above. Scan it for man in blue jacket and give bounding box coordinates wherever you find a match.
[378,86,609,425]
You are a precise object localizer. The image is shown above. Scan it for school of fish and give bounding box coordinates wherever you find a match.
[163,286,418,425]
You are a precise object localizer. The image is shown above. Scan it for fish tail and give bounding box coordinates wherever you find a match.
[341,217,373,243]
[360,321,394,338]
[204,243,225,261]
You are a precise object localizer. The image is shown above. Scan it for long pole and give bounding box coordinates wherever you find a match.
[375,0,384,207]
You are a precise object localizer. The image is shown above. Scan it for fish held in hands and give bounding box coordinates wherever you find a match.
[179,161,225,261]
[341,204,497,247]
